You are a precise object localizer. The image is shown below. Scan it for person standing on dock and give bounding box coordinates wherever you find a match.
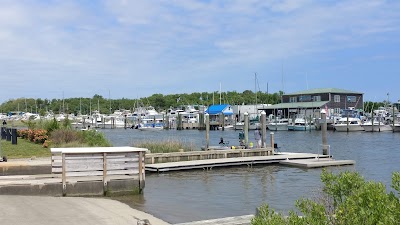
[254,126,261,148]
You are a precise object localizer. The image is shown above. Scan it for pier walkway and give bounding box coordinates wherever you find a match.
[145,152,354,172]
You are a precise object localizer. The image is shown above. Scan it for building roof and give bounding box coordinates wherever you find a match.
[284,88,363,96]
[206,104,233,115]
[259,101,329,110]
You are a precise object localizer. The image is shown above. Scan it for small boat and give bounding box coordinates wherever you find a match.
[362,118,392,132]
[267,118,289,131]
[390,114,400,132]
[136,122,164,131]
[333,117,364,132]
[293,118,315,131]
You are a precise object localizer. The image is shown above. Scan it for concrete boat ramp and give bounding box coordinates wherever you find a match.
[146,152,355,172]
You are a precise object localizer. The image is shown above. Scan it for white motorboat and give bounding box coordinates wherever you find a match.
[234,121,259,130]
[333,117,364,132]
[362,118,392,132]
[267,118,289,131]
[293,118,315,131]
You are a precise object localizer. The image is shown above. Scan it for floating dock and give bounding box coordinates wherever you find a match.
[279,157,355,168]
[145,152,353,172]
[174,215,254,225]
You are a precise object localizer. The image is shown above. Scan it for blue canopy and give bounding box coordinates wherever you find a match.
[205,104,233,115]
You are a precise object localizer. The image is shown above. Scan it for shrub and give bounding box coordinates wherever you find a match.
[251,170,400,225]
[50,129,81,146]
[78,130,111,147]
[134,139,196,153]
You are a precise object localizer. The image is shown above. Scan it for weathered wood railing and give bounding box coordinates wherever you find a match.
[51,147,147,196]
[145,147,274,164]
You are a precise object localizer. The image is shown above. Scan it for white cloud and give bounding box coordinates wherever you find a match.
[0,0,399,103]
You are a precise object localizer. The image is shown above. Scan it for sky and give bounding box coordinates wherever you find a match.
[1,0,400,104]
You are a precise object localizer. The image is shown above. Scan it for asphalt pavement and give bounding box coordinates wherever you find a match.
[0,195,171,225]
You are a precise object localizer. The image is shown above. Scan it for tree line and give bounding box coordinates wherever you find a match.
[0,91,391,116]
[0,91,284,116]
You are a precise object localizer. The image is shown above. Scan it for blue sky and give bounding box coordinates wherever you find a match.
[1,0,399,103]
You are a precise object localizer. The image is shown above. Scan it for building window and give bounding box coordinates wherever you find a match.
[299,95,311,102]
[334,108,341,114]
[313,96,321,102]
[334,95,340,102]
[289,97,297,103]
[347,96,356,103]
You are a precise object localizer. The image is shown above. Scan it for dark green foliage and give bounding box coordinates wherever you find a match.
[0,91,286,115]
[251,170,400,225]
[78,130,111,147]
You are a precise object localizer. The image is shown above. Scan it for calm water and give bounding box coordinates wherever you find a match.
[100,129,400,224]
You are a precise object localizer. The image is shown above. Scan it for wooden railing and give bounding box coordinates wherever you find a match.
[51,147,147,196]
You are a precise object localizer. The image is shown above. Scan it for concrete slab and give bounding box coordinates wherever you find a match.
[279,158,355,168]
[0,195,171,225]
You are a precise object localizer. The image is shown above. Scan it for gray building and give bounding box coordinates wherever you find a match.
[259,88,364,118]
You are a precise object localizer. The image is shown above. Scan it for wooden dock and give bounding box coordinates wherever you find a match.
[146,152,335,172]
[174,215,253,225]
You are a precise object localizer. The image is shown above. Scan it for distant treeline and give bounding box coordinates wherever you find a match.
[0,90,284,115]
[0,91,390,116]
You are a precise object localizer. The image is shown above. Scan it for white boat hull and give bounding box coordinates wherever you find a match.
[334,124,364,132]
[391,124,400,132]
[267,124,288,131]
[363,124,392,132]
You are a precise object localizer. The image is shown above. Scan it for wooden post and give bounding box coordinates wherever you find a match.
[221,113,225,131]
[244,112,249,148]
[321,111,328,155]
[165,115,169,130]
[371,115,374,132]
[270,132,275,155]
[124,115,127,129]
[393,106,395,133]
[346,113,349,132]
[261,111,266,148]
[62,153,66,196]
[205,114,210,150]
[138,151,145,191]
[103,152,107,195]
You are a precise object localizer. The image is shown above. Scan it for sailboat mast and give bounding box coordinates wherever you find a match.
[255,73,257,105]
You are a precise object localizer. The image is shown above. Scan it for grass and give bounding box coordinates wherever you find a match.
[0,139,51,159]
[134,139,196,153]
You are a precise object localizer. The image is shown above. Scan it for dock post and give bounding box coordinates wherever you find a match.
[270,132,275,155]
[260,111,266,148]
[371,116,374,132]
[393,106,395,133]
[205,114,210,150]
[221,113,225,131]
[103,152,108,195]
[124,115,127,129]
[321,110,328,155]
[165,115,170,130]
[346,113,349,132]
[244,112,249,148]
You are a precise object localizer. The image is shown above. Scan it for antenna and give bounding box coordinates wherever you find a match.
[306,72,309,90]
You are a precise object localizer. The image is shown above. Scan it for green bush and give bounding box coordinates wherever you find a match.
[252,170,400,225]
[134,139,195,153]
[78,130,111,147]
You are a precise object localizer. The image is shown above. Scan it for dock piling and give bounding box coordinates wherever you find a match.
[261,111,266,148]
[244,112,249,148]
[205,114,210,150]
[321,110,328,155]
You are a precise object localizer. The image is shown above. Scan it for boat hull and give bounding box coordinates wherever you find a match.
[267,124,288,131]
[363,125,392,132]
[334,125,364,132]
